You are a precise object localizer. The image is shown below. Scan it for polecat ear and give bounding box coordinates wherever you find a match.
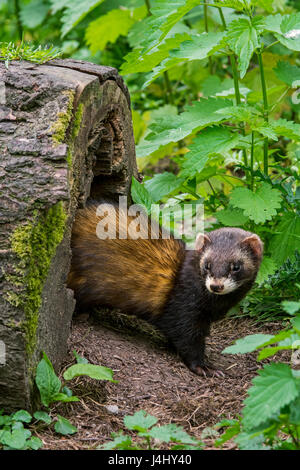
[240,234,263,259]
[195,233,211,252]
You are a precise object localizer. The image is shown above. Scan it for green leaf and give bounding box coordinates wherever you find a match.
[35,357,61,407]
[255,256,277,285]
[124,410,158,432]
[289,395,300,425]
[63,363,116,382]
[223,334,274,355]
[98,432,135,450]
[12,410,32,424]
[216,207,249,227]
[226,17,263,78]
[150,0,199,45]
[242,363,299,430]
[73,350,89,364]
[274,61,300,87]
[229,183,282,224]
[51,393,80,403]
[282,301,300,315]
[20,0,49,29]
[180,126,240,179]
[27,436,43,450]
[131,177,155,214]
[146,423,196,444]
[85,7,146,54]
[33,411,52,425]
[54,415,77,435]
[122,32,191,75]
[270,118,300,141]
[254,122,278,141]
[137,97,233,158]
[144,172,184,203]
[276,13,300,51]
[143,32,225,87]
[1,428,29,450]
[59,0,106,37]
[235,432,267,450]
[257,346,290,360]
[269,213,300,265]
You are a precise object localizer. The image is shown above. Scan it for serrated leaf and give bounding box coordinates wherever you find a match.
[142,32,225,86]
[54,416,77,435]
[254,122,278,141]
[223,334,274,354]
[146,423,196,444]
[180,126,240,179]
[226,17,263,78]
[213,0,248,11]
[131,177,155,214]
[269,213,300,265]
[277,12,300,51]
[99,432,134,450]
[257,346,290,360]
[85,7,146,54]
[124,410,158,432]
[235,432,267,450]
[63,364,116,382]
[137,98,233,158]
[274,61,300,87]
[255,256,277,285]
[122,32,191,75]
[144,172,184,203]
[229,183,282,224]
[242,363,299,429]
[150,0,199,45]
[216,207,249,227]
[270,118,300,141]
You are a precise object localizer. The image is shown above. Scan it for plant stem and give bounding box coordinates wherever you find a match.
[204,0,213,74]
[144,0,151,15]
[164,71,174,104]
[250,131,254,191]
[257,49,269,175]
[14,0,23,41]
[217,6,247,166]
[144,0,174,105]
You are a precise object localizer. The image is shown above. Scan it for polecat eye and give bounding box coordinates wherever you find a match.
[204,261,211,271]
[231,263,241,272]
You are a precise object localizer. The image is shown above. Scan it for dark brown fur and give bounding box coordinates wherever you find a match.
[68,201,263,375]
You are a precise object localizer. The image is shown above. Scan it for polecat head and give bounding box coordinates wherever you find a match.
[196,228,263,295]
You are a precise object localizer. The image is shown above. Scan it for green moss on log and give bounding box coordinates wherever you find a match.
[7,202,67,356]
[51,90,75,144]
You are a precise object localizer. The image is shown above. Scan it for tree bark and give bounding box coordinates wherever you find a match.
[0,59,137,411]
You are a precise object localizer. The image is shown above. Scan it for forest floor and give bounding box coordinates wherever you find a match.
[38,310,285,450]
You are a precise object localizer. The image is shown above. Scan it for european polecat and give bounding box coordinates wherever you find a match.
[68,200,263,376]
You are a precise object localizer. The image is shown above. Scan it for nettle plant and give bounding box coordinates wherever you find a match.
[117,0,300,288]
[42,2,299,289]
[215,292,300,450]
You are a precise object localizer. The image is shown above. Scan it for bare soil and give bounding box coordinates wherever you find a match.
[37,310,284,450]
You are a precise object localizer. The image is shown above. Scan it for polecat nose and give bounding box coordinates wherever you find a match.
[210,283,224,293]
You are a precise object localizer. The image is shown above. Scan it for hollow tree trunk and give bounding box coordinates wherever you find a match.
[0,59,137,411]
